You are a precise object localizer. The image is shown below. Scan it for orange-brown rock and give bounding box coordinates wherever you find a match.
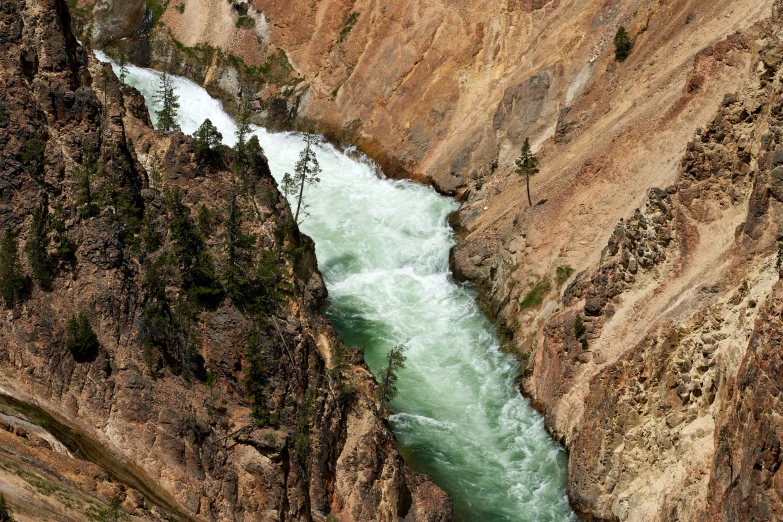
[0,1,452,520]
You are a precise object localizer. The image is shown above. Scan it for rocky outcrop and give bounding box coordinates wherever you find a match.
[0,1,452,520]
[42,0,783,520]
[456,11,783,520]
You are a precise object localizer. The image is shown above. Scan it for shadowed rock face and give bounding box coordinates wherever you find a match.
[0,1,453,520]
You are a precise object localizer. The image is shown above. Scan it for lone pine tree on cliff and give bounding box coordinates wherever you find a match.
[614,26,632,62]
[154,72,180,132]
[282,133,321,223]
[515,137,540,207]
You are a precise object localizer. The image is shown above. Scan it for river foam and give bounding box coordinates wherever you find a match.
[100,50,578,522]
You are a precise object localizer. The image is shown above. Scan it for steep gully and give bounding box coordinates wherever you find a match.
[98,53,578,521]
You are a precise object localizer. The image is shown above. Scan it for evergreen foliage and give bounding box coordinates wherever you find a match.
[281,133,321,222]
[233,104,252,180]
[66,313,99,361]
[556,265,574,285]
[294,388,315,461]
[95,495,129,522]
[574,314,588,350]
[196,204,216,238]
[614,26,632,62]
[118,53,129,83]
[221,192,257,307]
[141,211,162,253]
[17,137,47,180]
[26,208,54,289]
[243,321,278,425]
[378,342,407,415]
[777,240,783,276]
[515,137,539,207]
[0,229,29,307]
[51,206,74,261]
[154,72,180,132]
[192,118,223,167]
[165,188,223,307]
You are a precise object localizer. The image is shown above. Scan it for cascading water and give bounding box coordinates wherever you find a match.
[99,51,578,522]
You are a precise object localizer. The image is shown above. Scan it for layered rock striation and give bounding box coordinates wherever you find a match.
[0,1,452,520]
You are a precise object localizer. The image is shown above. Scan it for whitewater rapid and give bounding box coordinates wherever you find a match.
[99,51,577,522]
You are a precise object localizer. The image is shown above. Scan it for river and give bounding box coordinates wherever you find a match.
[98,51,577,522]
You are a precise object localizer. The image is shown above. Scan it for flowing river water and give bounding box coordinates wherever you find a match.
[100,52,577,522]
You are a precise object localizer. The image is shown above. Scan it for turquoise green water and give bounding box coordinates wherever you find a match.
[106,52,577,521]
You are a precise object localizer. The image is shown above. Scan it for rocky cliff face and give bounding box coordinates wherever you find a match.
[27,0,783,520]
[452,6,783,521]
[0,1,452,520]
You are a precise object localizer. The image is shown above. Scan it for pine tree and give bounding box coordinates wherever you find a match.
[154,72,180,132]
[221,192,257,306]
[51,206,74,261]
[66,313,99,361]
[118,53,129,83]
[192,118,223,166]
[141,211,161,253]
[0,229,29,307]
[166,188,223,307]
[281,133,321,222]
[614,26,632,62]
[515,137,540,207]
[76,163,99,218]
[233,104,252,181]
[378,341,407,415]
[26,208,53,289]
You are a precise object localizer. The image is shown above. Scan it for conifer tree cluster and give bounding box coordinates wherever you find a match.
[154,72,180,132]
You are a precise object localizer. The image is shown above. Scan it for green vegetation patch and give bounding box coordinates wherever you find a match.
[519,278,551,310]
[339,12,359,42]
[556,265,573,285]
[236,15,255,29]
[145,0,169,27]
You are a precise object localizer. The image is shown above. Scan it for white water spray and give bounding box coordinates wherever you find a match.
[99,51,578,522]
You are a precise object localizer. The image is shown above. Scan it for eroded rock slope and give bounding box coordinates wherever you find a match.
[0,1,452,520]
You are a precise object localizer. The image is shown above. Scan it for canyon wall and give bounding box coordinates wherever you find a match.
[40,0,783,520]
[0,1,452,520]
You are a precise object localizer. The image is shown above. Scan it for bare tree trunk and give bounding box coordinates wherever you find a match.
[526,173,532,207]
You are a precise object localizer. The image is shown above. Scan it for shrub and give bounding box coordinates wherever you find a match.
[614,26,632,62]
[0,229,30,306]
[574,314,588,350]
[556,265,574,285]
[236,15,255,29]
[339,12,359,42]
[66,313,99,361]
[519,278,551,310]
